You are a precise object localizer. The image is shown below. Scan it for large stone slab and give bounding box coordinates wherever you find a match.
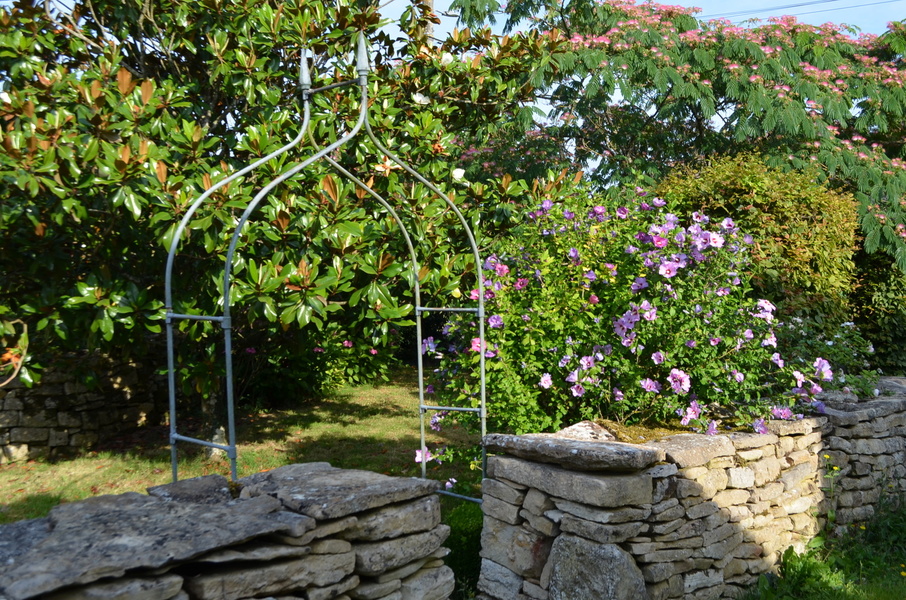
[147,474,233,504]
[647,434,735,468]
[184,551,355,599]
[354,525,451,576]
[488,456,652,507]
[341,495,441,541]
[483,433,664,472]
[0,493,290,600]
[239,463,440,520]
[0,517,51,569]
[548,534,649,600]
[480,516,552,577]
[42,575,183,600]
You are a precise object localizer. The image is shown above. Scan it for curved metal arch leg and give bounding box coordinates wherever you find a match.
[165,55,315,482]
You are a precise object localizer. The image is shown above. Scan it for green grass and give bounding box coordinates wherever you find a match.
[0,366,481,520]
[742,497,906,600]
[0,366,484,598]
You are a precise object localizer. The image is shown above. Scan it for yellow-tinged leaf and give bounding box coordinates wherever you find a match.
[321,175,339,203]
[90,80,102,100]
[140,80,154,105]
[117,68,135,95]
[155,161,167,184]
[202,173,213,190]
[275,209,290,231]
[119,145,131,165]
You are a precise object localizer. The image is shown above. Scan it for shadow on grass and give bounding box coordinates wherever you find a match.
[0,492,62,525]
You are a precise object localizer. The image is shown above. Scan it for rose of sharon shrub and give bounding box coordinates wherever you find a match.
[429,187,832,434]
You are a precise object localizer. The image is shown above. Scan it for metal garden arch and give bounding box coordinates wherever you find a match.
[164,34,486,500]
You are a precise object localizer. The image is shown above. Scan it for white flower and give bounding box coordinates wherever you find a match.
[0,91,10,104]
[874,388,881,397]
[452,168,466,181]
[412,92,430,105]
[440,52,454,66]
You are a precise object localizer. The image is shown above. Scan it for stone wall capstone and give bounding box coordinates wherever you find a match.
[475,378,906,600]
[0,463,455,600]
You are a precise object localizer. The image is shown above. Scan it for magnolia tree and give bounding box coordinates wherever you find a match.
[0,0,546,414]
[450,0,906,271]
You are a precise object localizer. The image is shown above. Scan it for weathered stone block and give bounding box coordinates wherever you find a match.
[726,432,778,450]
[42,575,183,600]
[780,459,818,492]
[695,468,729,499]
[489,456,652,507]
[482,494,522,525]
[308,574,360,600]
[483,433,664,471]
[676,479,704,498]
[559,514,644,545]
[148,475,234,505]
[48,428,69,447]
[712,489,750,508]
[548,535,648,600]
[553,500,650,524]
[520,509,559,537]
[350,577,401,599]
[686,501,718,520]
[10,427,48,443]
[0,410,19,427]
[478,558,523,600]
[727,467,755,489]
[355,525,450,576]
[480,516,552,578]
[343,495,441,541]
[649,434,735,468]
[240,463,440,520]
[684,569,723,594]
[736,449,764,461]
[750,457,782,487]
[484,478,528,506]
[399,566,455,600]
[522,488,554,515]
[185,552,355,599]
[652,504,685,522]
[0,493,291,599]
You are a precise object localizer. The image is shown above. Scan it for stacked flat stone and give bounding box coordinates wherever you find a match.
[475,388,906,600]
[0,464,454,600]
[821,379,906,534]
[0,358,164,463]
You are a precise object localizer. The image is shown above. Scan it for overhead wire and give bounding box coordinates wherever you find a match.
[700,0,904,20]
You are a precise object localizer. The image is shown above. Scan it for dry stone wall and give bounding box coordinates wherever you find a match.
[0,355,165,463]
[475,379,906,600]
[0,463,455,600]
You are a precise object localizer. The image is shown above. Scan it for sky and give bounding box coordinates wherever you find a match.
[379,0,906,36]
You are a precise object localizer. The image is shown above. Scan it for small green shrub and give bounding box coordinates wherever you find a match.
[656,154,858,324]
[852,251,906,376]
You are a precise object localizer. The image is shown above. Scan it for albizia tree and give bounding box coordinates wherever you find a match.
[450,0,906,270]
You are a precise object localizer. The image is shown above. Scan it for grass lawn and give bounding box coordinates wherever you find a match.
[0,365,481,522]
